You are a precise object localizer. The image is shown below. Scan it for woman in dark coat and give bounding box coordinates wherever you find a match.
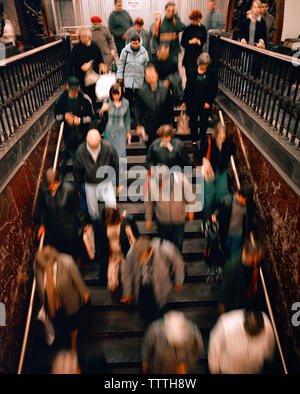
[182,52,218,146]
[94,208,139,295]
[181,9,207,82]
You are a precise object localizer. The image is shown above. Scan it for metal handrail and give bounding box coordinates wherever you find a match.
[17,122,64,374]
[220,36,300,66]
[0,39,63,67]
[219,110,288,374]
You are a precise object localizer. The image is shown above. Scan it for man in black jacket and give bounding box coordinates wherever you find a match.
[135,63,173,147]
[55,77,94,168]
[37,168,89,261]
[74,127,120,220]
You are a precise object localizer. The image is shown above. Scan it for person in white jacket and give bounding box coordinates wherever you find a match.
[208,308,275,374]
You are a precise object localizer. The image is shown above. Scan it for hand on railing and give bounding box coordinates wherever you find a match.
[37,225,45,241]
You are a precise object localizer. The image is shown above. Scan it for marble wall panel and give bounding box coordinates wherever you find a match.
[224,113,300,371]
[0,124,57,373]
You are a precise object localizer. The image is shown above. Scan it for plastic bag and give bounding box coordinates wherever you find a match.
[84,68,100,87]
[96,73,117,101]
[176,110,190,135]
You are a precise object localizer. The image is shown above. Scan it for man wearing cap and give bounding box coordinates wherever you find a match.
[55,77,94,167]
[91,15,117,70]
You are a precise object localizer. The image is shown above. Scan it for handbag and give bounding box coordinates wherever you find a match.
[84,68,100,87]
[95,72,117,101]
[176,110,190,135]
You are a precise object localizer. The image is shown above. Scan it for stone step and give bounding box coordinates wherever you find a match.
[87,282,218,311]
[126,140,195,156]
[77,335,210,369]
[79,306,218,339]
[80,259,211,285]
[118,202,203,221]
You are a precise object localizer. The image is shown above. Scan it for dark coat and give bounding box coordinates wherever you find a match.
[38,181,88,243]
[239,17,267,45]
[135,80,173,138]
[196,136,236,172]
[71,41,104,88]
[181,24,207,69]
[146,137,192,169]
[183,66,218,110]
[55,90,94,151]
[213,193,257,255]
[74,140,120,193]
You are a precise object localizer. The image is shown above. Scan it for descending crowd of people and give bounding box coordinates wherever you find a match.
[34,0,276,375]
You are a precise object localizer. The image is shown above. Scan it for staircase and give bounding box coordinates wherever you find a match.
[75,127,220,374]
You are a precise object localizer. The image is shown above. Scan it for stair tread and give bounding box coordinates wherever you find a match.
[88,282,218,308]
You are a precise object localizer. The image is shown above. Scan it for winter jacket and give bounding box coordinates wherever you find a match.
[239,16,267,46]
[135,80,172,137]
[154,13,185,57]
[145,171,195,224]
[38,181,88,242]
[181,24,207,69]
[125,27,150,57]
[92,25,117,67]
[146,137,192,169]
[74,140,119,193]
[183,66,218,109]
[117,43,149,89]
[55,90,94,150]
[122,238,185,308]
[34,253,88,316]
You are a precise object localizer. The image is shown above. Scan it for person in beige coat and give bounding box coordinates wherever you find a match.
[91,15,117,70]
[34,245,90,351]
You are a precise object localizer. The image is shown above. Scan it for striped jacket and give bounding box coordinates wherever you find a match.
[154,13,185,57]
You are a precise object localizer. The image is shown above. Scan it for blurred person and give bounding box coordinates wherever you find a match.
[100,82,131,160]
[194,121,236,226]
[51,350,80,374]
[0,12,15,45]
[149,11,162,62]
[73,126,120,220]
[239,0,266,48]
[182,53,218,146]
[37,167,89,262]
[94,207,139,293]
[71,27,108,105]
[109,0,133,56]
[153,43,183,104]
[142,311,204,374]
[135,63,173,147]
[208,307,275,373]
[117,34,149,128]
[144,164,195,253]
[126,17,150,58]
[206,0,225,32]
[146,124,191,170]
[211,183,257,259]
[181,10,207,82]
[153,1,185,68]
[218,238,263,314]
[91,15,117,70]
[260,0,276,47]
[55,76,94,166]
[34,246,90,351]
[121,236,185,326]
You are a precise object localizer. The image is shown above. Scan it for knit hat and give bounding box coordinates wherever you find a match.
[91,15,102,24]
